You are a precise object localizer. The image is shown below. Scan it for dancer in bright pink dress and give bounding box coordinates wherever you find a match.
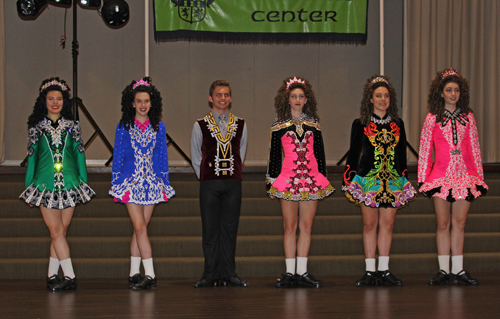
[266,77,334,288]
[418,68,488,286]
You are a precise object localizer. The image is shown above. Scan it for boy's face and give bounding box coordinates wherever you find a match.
[209,86,232,114]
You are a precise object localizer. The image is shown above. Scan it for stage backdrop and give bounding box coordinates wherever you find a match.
[2,0,406,167]
[154,0,368,44]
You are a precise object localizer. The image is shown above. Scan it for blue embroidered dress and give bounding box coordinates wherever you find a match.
[109,119,175,205]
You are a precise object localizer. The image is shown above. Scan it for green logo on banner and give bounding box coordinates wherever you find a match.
[171,0,214,24]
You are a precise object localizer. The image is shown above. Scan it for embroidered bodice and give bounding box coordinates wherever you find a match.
[343,114,408,189]
[266,115,327,187]
[418,110,484,184]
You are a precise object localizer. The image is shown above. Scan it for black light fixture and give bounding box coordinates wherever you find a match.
[17,0,130,168]
[101,0,129,27]
[48,0,72,5]
[16,0,47,17]
[77,0,101,8]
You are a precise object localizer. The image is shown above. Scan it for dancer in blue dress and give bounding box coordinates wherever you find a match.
[109,77,175,290]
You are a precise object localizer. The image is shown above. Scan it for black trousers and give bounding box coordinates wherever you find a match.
[199,179,242,280]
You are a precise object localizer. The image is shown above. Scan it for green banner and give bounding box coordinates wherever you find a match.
[154,0,368,43]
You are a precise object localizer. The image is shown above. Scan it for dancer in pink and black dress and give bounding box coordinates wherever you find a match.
[343,75,416,287]
[266,77,334,288]
[418,68,488,286]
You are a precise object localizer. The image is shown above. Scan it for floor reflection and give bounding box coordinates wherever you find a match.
[361,287,391,319]
[128,288,157,317]
[47,290,76,318]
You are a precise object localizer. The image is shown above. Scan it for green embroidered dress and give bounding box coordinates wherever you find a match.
[20,117,95,209]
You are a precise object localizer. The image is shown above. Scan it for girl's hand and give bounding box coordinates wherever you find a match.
[268,194,275,199]
[29,204,34,208]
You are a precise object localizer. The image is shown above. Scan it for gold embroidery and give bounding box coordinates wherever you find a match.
[203,112,240,176]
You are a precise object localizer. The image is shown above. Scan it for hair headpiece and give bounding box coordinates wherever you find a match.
[132,78,151,90]
[286,77,306,91]
[40,80,68,93]
[371,76,389,86]
[441,68,459,79]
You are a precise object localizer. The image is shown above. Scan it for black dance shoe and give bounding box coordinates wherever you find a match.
[295,273,323,288]
[52,276,77,292]
[132,275,157,290]
[428,270,449,285]
[128,273,143,288]
[355,271,377,287]
[376,270,404,286]
[46,275,61,290]
[450,270,479,285]
[220,276,249,287]
[275,273,295,288]
[193,278,218,288]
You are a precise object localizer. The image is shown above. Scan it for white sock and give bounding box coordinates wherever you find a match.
[285,258,296,274]
[296,257,308,275]
[365,258,376,272]
[48,257,60,277]
[451,255,464,275]
[378,256,390,271]
[438,255,450,274]
[60,258,75,279]
[130,256,142,277]
[142,258,155,278]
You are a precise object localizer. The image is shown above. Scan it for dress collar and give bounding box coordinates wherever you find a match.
[45,116,62,128]
[134,118,150,132]
[371,113,391,124]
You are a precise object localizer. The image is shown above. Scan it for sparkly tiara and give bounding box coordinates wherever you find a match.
[442,68,459,79]
[371,76,389,85]
[286,77,306,90]
[132,78,151,90]
[40,80,68,92]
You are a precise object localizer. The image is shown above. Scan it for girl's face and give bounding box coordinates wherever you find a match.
[133,92,151,121]
[288,88,307,117]
[370,86,390,117]
[46,90,64,121]
[442,82,460,109]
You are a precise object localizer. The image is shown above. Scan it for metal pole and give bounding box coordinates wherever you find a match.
[380,0,384,75]
[72,2,79,120]
[145,0,149,76]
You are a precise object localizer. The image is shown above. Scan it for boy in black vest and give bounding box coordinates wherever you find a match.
[190,80,248,287]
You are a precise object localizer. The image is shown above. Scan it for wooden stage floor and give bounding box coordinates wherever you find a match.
[2,274,499,319]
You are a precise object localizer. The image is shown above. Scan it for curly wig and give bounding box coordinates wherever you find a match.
[27,77,72,128]
[274,76,319,122]
[359,74,399,126]
[120,77,163,131]
[427,68,471,123]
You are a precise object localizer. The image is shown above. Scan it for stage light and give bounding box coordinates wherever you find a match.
[78,0,101,7]
[102,0,129,27]
[16,0,47,17]
[48,0,72,5]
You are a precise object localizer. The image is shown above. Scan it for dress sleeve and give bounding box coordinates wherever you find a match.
[111,124,126,185]
[417,113,435,184]
[467,113,485,181]
[71,121,88,183]
[157,123,170,184]
[266,122,283,191]
[24,127,40,188]
[343,119,363,190]
[313,123,327,177]
[395,119,409,179]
